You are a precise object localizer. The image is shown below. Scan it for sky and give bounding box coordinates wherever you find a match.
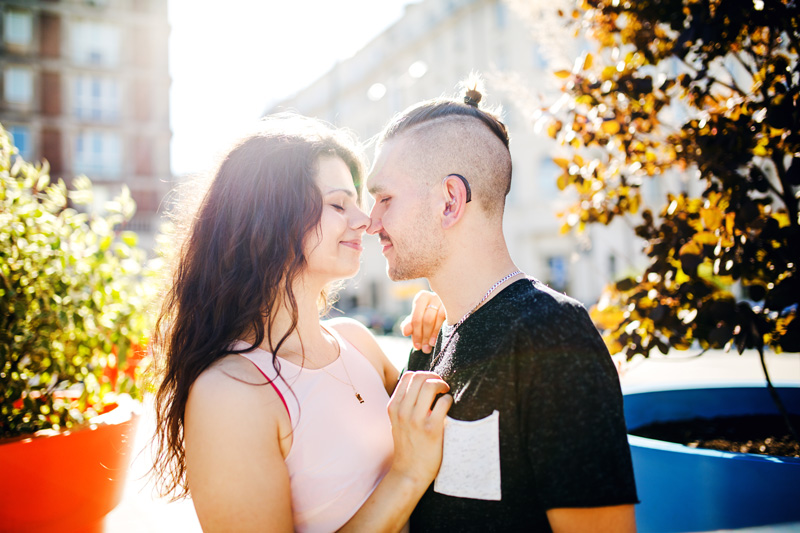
[168,0,414,176]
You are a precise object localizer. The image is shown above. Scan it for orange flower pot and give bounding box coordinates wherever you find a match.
[0,400,141,533]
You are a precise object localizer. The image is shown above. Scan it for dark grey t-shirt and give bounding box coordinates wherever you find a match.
[407,278,638,532]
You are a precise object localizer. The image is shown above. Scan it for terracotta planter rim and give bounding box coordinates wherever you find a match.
[0,395,142,446]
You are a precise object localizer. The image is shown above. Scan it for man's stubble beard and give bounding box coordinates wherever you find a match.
[386,219,444,282]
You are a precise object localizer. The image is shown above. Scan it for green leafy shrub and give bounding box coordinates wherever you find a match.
[0,123,156,439]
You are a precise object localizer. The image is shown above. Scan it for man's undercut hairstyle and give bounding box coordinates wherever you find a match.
[378,76,512,217]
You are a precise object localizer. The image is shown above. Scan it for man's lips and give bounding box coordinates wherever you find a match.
[378,234,393,254]
[340,240,363,251]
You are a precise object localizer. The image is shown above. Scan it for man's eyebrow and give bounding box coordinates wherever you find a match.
[367,183,387,195]
[324,187,356,198]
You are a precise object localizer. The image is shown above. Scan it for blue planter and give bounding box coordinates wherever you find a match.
[623,383,800,533]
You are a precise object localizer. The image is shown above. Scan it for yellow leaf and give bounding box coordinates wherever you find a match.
[679,241,702,256]
[700,207,723,230]
[554,70,571,79]
[584,53,594,70]
[553,157,570,169]
[694,231,718,245]
[773,212,790,228]
[601,120,621,134]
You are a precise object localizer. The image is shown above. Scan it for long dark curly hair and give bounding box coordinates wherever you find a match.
[150,115,365,499]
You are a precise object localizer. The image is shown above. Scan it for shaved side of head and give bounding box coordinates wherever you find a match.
[390,116,512,218]
[376,82,512,220]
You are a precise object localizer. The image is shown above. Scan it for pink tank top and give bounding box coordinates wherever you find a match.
[234,327,393,532]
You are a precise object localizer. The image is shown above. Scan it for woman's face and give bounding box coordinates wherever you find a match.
[303,155,370,283]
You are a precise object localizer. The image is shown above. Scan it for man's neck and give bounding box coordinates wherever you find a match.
[428,247,521,326]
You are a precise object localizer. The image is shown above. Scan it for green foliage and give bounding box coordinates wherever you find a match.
[0,123,156,438]
[546,0,799,358]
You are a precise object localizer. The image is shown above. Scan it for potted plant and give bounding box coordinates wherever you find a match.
[0,124,156,532]
[513,0,800,529]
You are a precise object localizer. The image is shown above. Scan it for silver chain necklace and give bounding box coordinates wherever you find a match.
[432,270,523,368]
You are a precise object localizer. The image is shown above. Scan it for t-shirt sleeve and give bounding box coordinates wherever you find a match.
[515,299,639,510]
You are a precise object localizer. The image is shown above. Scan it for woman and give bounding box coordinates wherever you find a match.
[151,115,451,532]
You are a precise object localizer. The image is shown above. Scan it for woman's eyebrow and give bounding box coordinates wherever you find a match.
[324,187,356,198]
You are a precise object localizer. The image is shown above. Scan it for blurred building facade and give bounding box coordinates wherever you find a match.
[268,0,649,323]
[0,0,171,249]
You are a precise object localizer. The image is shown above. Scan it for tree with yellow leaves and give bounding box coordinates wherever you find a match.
[544,0,798,429]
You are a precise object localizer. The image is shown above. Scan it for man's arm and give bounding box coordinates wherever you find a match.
[547,505,637,533]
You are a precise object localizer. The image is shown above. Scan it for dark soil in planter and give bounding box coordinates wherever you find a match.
[631,414,800,457]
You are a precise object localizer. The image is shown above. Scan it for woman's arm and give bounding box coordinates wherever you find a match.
[184,357,294,532]
[327,320,452,531]
[339,371,452,532]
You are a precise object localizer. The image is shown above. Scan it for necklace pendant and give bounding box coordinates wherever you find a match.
[355,392,364,404]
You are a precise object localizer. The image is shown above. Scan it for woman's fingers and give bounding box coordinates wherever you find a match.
[412,378,450,423]
[390,372,449,425]
[405,291,445,353]
[429,392,453,426]
[422,306,446,350]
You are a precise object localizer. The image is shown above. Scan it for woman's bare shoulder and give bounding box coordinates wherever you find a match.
[326,317,399,389]
[326,317,383,359]
[186,353,288,428]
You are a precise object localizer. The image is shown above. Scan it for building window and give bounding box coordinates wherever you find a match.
[8,125,33,161]
[547,256,568,292]
[70,20,120,67]
[73,75,120,121]
[74,131,122,178]
[3,66,33,104]
[495,2,507,29]
[3,10,33,46]
[539,157,560,199]
[3,9,33,46]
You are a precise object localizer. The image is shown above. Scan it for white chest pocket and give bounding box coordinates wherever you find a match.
[433,410,501,501]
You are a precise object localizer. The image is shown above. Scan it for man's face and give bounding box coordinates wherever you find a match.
[367,138,443,281]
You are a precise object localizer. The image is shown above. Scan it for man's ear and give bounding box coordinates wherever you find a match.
[440,174,469,229]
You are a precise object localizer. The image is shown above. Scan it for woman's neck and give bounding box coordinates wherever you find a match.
[257,276,336,365]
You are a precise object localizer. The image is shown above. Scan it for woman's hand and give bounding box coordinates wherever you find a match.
[338,371,452,532]
[387,371,453,488]
[401,290,446,353]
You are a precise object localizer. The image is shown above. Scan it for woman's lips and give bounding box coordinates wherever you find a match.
[340,240,363,251]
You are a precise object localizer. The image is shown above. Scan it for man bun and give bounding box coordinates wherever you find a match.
[460,74,485,108]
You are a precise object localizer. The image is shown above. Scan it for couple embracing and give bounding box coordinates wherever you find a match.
[151,79,638,532]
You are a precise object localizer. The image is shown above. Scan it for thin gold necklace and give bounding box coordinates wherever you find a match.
[280,326,364,404]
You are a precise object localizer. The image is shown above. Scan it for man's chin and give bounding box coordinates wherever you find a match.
[387,264,419,282]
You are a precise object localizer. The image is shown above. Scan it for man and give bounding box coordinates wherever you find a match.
[367,81,639,532]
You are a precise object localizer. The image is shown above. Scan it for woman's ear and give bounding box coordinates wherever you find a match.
[440,174,470,229]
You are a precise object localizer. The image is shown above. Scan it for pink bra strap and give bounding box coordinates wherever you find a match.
[244,358,291,421]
